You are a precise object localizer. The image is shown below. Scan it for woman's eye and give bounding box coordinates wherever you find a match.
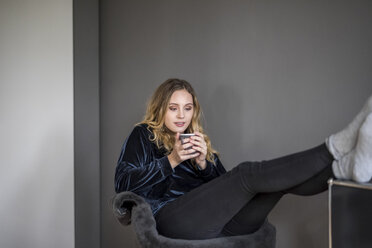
[169,107,192,111]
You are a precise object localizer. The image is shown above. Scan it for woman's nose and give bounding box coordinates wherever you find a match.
[177,110,184,118]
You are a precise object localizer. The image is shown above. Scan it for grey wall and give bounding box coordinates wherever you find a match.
[73,0,100,247]
[100,1,372,248]
[0,0,74,248]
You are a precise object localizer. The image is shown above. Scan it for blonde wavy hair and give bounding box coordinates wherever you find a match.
[136,78,219,165]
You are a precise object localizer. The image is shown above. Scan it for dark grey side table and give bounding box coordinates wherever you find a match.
[328,179,372,248]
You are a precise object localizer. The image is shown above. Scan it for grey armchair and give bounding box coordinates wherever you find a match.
[113,191,276,248]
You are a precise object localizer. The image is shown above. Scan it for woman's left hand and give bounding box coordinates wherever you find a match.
[189,131,208,169]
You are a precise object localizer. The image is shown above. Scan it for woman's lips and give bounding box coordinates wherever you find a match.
[174,122,185,127]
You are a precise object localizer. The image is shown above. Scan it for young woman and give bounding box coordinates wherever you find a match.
[115,78,372,240]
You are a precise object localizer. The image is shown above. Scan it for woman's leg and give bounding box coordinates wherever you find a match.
[285,161,333,195]
[219,192,283,236]
[219,165,333,236]
[155,143,334,239]
[237,143,333,193]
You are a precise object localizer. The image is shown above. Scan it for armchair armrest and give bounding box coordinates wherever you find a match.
[113,191,145,226]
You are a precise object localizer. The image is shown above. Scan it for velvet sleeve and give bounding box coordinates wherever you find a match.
[199,153,227,182]
[114,125,174,194]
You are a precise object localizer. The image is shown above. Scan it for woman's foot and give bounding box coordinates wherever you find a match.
[352,113,372,183]
[332,113,372,183]
[332,150,354,180]
[326,94,372,160]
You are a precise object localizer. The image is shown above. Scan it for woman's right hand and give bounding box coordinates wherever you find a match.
[167,132,200,169]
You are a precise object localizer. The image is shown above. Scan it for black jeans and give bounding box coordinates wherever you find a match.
[154,143,334,240]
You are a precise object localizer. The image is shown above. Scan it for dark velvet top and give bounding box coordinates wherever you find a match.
[114,123,227,216]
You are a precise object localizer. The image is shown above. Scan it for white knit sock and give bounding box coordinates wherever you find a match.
[332,150,354,180]
[326,94,372,160]
[352,113,372,183]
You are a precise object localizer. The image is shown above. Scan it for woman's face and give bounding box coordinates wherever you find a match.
[164,89,194,134]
